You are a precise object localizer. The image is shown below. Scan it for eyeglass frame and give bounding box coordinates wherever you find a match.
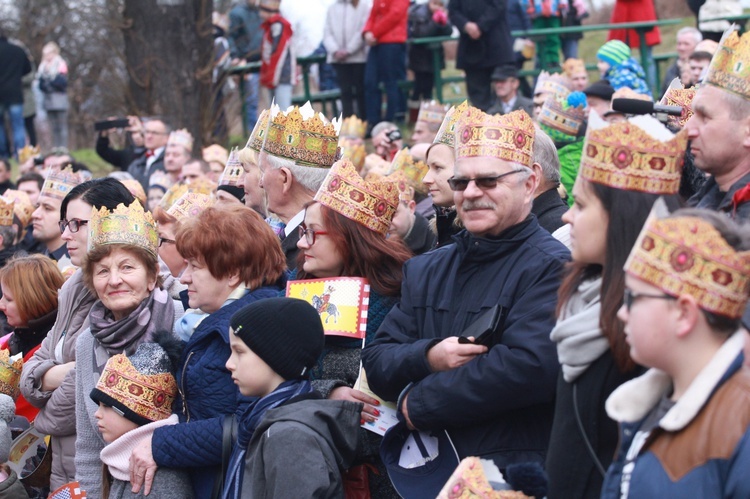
[298,225,329,246]
[623,289,676,311]
[59,218,88,234]
[159,236,176,247]
[448,170,524,192]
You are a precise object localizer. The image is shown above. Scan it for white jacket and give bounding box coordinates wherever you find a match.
[323,0,372,64]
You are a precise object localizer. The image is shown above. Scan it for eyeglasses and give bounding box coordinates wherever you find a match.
[299,226,329,245]
[448,170,523,191]
[58,219,88,234]
[623,289,676,311]
[144,129,167,136]
[159,237,176,247]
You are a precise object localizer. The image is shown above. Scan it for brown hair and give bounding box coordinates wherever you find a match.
[0,254,64,324]
[296,203,412,297]
[152,205,178,226]
[176,204,286,289]
[82,244,161,294]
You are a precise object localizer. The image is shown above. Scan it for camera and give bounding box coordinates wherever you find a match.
[386,129,402,143]
[94,118,130,132]
[33,156,44,166]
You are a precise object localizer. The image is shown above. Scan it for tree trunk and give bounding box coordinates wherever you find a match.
[122,0,213,152]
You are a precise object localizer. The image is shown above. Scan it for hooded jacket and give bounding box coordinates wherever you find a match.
[241,396,361,498]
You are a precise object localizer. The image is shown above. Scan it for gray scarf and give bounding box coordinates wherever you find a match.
[550,277,609,382]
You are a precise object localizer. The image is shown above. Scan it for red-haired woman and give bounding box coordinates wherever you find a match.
[294,164,412,497]
[130,204,287,498]
[0,254,65,421]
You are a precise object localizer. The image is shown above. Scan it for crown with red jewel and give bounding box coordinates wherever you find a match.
[263,103,341,168]
[433,100,469,148]
[625,201,750,319]
[315,158,399,235]
[455,107,536,167]
[580,112,687,194]
[167,192,214,223]
[660,78,697,129]
[388,148,429,194]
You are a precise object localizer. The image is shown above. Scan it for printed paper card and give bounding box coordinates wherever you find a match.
[286,277,370,338]
[355,368,399,436]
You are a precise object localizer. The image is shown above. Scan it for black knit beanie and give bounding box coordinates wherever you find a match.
[216,184,245,203]
[229,297,325,380]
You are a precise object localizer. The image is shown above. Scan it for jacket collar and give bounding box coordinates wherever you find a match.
[532,188,567,219]
[606,330,745,431]
[453,215,537,263]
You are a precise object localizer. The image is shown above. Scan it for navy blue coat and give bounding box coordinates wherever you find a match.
[362,217,569,466]
[449,0,514,69]
[152,285,281,498]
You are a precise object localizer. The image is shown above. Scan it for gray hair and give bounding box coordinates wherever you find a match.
[371,121,398,138]
[265,154,330,193]
[677,27,702,44]
[0,226,17,250]
[532,126,561,186]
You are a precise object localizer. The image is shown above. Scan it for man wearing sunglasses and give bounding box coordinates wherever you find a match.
[363,108,570,477]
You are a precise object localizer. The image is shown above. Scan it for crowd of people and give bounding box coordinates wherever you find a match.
[0,1,749,499]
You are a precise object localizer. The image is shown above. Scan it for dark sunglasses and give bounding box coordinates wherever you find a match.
[448,170,523,191]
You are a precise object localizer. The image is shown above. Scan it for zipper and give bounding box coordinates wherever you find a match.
[180,351,195,422]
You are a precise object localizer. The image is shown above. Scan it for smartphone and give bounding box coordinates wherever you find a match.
[457,305,506,347]
[94,118,130,132]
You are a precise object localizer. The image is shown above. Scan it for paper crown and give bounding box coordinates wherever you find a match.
[2,190,33,228]
[417,100,450,132]
[580,112,687,194]
[339,138,366,171]
[563,58,586,77]
[40,166,82,201]
[219,148,243,187]
[388,148,429,194]
[88,201,158,256]
[625,207,750,319]
[263,103,341,168]
[383,170,415,202]
[247,107,274,153]
[704,27,750,100]
[315,158,399,235]
[539,90,587,142]
[158,178,216,211]
[0,350,22,401]
[167,129,194,151]
[340,116,367,140]
[203,144,229,166]
[433,100,469,148]
[120,179,147,206]
[455,107,536,167]
[148,170,174,191]
[534,71,573,96]
[18,145,40,164]
[0,198,14,227]
[91,352,177,424]
[167,192,214,223]
[660,78,696,129]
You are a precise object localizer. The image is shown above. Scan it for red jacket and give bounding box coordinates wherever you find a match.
[608,0,661,48]
[363,0,409,44]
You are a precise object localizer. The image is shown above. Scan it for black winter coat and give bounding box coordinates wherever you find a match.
[408,3,453,73]
[0,38,31,105]
[449,0,514,69]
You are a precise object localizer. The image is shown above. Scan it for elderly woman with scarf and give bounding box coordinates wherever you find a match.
[74,200,183,498]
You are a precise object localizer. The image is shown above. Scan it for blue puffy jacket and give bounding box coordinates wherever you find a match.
[152,285,281,498]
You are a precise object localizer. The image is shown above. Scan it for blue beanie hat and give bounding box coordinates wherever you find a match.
[597,40,631,67]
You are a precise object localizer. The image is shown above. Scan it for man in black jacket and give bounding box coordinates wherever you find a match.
[0,32,32,159]
[126,118,169,192]
[530,127,567,234]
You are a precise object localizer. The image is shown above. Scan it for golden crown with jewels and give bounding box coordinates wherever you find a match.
[340,116,367,140]
[219,149,243,187]
[315,158,399,235]
[433,100,469,148]
[625,207,750,319]
[580,112,687,194]
[704,27,750,100]
[88,201,159,256]
[167,129,194,151]
[534,71,573,96]
[247,107,274,153]
[455,107,536,167]
[0,198,14,227]
[660,78,697,129]
[2,190,33,228]
[167,192,214,224]
[538,90,587,138]
[18,145,40,164]
[203,144,229,166]
[263,103,341,168]
[383,169,415,202]
[388,148,429,194]
[417,101,450,132]
[0,350,22,401]
[40,166,83,201]
[339,138,366,172]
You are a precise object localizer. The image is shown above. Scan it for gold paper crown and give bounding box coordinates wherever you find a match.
[340,116,367,140]
[339,138,366,172]
[40,166,82,201]
[88,201,158,256]
[2,190,33,228]
[580,112,687,194]
[539,91,587,137]
[94,353,177,423]
[167,129,194,151]
[18,145,40,164]
[563,58,586,77]
[455,107,536,167]
[167,192,214,223]
[315,158,399,235]
[625,212,750,319]
[388,148,429,194]
[121,179,147,206]
[219,149,243,187]
[247,108,273,153]
[0,350,22,401]
[660,78,696,129]
[704,27,750,100]
[417,100,450,132]
[148,170,174,191]
[203,144,229,166]
[433,100,469,148]
[158,178,216,211]
[534,71,573,96]
[0,198,14,227]
[263,104,341,167]
[383,170,415,202]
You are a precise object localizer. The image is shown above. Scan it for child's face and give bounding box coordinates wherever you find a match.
[95,403,140,443]
[428,0,445,12]
[259,7,276,21]
[597,59,611,76]
[226,329,284,397]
